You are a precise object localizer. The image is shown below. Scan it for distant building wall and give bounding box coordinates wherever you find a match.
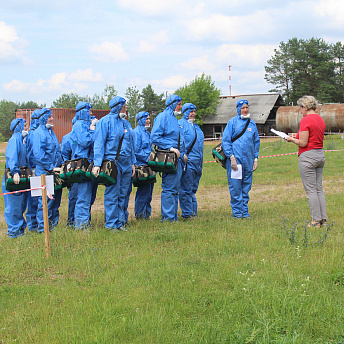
[15,108,110,143]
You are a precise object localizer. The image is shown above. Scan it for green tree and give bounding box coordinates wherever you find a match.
[265,37,344,104]
[140,84,165,122]
[175,73,221,125]
[51,93,80,108]
[125,86,143,127]
[0,100,17,140]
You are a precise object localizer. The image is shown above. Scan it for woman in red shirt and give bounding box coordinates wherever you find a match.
[286,95,327,227]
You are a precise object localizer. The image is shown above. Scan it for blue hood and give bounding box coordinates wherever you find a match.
[236,99,249,115]
[29,109,40,130]
[75,102,92,121]
[136,111,150,126]
[10,118,25,133]
[182,103,196,120]
[165,94,182,112]
[37,108,52,125]
[109,96,126,114]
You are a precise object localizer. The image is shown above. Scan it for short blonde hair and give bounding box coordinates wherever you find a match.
[297,95,318,111]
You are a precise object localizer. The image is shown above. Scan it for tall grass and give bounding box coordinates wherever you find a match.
[1,135,344,343]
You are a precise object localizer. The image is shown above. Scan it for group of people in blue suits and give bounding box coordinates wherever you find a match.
[2,94,259,238]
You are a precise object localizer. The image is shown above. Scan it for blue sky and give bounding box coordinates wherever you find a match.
[1,0,343,107]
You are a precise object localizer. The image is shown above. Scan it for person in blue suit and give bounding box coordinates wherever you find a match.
[33,108,63,232]
[70,102,95,229]
[122,117,135,226]
[133,111,153,219]
[2,118,28,238]
[151,94,187,222]
[222,99,260,218]
[92,96,136,232]
[178,103,204,218]
[61,116,77,227]
[25,110,40,231]
[89,115,99,218]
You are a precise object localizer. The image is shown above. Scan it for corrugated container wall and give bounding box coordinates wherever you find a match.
[15,108,110,143]
[276,104,344,133]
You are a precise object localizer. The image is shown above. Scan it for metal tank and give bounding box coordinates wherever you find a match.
[276,104,344,133]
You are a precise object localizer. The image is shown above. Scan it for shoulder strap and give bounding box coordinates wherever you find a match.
[232,119,250,143]
[177,132,180,151]
[115,123,125,161]
[187,126,198,155]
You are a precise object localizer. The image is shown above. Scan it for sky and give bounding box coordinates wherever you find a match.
[0,0,343,107]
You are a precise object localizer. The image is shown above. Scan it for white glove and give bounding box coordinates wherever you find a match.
[91,118,98,126]
[170,147,180,158]
[32,168,36,176]
[230,156,238,171]
[53,167,61,173]
[131,164,135,177]
[92,166,100,178]
[13,173,20,184]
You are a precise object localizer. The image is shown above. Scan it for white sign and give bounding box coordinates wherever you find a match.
[30,175,55,197]
[231,164,242,179]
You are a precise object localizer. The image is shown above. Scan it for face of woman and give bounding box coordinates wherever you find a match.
[145,116,150,126]
[175,101,182,112]
[189,110,196,119]
[240,105,249,116]
[299,106,308,117]
[47,115,54,125]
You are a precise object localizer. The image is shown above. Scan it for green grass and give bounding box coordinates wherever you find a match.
[1,135,344,343]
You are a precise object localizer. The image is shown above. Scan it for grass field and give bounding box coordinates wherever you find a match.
[1,135,344,343]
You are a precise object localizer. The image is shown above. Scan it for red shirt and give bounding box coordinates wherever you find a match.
[296,113,325,156]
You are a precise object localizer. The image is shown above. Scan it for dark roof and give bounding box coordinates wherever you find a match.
[203,93,285,125]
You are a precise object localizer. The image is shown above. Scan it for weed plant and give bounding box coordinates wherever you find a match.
[1,135,344,343]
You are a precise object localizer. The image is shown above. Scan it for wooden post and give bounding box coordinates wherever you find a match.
[41,174,51,258]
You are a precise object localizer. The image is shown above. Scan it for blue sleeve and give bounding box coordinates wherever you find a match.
[179,126,186,156]
[26,133,36,169]
[130,127,136,166]
[6,136,21,175]
[151,114,167,149]
[134,129,146,164]
[61,135,72,161]
[93,118,107,166]
[222,120,234,158]
[253,123,260,159]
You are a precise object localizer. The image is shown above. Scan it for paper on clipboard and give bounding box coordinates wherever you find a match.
[271,128,289,140]
[231,164,242,179]
[30,175,55,197]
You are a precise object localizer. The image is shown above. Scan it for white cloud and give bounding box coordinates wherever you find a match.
[0,21,29,64]
[155,74,190,89]
[68,68,104,83]
[180,55,217,72]
[3,69,104,96]
[216,43,277,67]
[184,10,274,42]
[314,0,344,27]
[138,30,169,53]
[89,41,129,62]
[117,0,184,16]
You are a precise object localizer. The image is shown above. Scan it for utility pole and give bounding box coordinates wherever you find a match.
[228,65,232,96]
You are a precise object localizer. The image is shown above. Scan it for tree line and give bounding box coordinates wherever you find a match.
[265,37,344,105]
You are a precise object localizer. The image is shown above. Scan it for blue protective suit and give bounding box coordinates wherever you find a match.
[26,110,40,231]
[133,111,153,219]
[93,96,136,229]
[178,103,204,218]
[61,119,77,226]
[222,100,260,218]
[70,102,94,229]
[2,118,28,238]
[33,108,63,231]
[151,94,186,221]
